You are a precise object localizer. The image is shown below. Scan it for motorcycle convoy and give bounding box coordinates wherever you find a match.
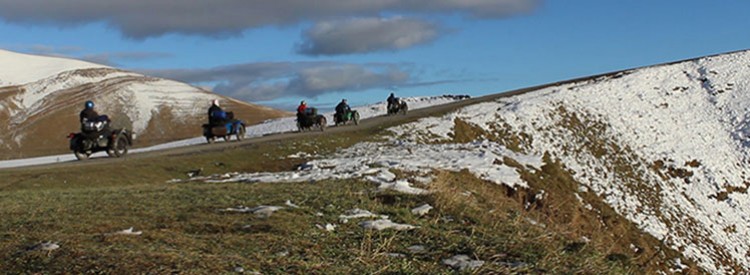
[68,95,407,161]
[68,101,134,160]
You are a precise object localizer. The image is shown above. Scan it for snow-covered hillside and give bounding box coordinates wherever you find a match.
[0,49,286,158]
[181,50,750,273]
[480,51,750,273]
[0,49,106,86]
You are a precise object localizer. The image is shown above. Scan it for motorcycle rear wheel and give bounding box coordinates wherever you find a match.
[109,135,129,157]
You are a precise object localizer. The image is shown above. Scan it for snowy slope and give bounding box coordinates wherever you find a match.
[0,49,287,158]
[0,49,106,86]
[6,46,750,272]
[388,51,750,273]
[180,50,750,273]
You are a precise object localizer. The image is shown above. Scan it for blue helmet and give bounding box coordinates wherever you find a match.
[85,100,94,109]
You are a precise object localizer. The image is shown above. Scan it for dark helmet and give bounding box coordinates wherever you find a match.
[85,100,94,109]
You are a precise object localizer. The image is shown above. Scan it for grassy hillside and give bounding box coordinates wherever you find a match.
[0,107,697,274]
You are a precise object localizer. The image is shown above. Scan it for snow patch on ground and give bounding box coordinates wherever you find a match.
[339,209,388,223]
[382,51,750,273]
[177,140,541,190]
[359,219,416,231]
[222,205,284,218]
[173,50,750,272]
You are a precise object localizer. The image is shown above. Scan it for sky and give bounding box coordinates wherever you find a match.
[1,0,749,111]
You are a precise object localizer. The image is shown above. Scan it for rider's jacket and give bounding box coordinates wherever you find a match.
[79,108,99,123]
[208,104,227,125]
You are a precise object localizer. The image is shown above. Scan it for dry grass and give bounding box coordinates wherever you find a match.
[0,108,702,273]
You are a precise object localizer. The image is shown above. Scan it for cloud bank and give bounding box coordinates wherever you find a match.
[142,62,412,101]
[297,17,441,56]
[0,0,540,39]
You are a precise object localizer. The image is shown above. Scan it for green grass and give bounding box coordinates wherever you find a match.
[0,118,692,274]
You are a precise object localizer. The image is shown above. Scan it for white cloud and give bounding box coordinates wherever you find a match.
[142,62,412,101]
[297,17,441,56]
[0,0,541,39]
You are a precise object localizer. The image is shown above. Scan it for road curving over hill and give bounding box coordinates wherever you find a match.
[9,46,732,173]
[0,66,650,173]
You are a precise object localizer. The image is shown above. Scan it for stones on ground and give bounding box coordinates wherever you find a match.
[407,245,427,254]
[442,254,485,271]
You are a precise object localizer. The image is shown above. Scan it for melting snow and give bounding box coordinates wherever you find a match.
[7,47,750,272]
[411,204,433,216]
[176,50,750,272]
[222,205,284,218]
[106,227,143,236]
[359,219,416,231]
[339,208,388,223]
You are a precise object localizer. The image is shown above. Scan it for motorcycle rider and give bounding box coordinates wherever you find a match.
[297,100,308,114]
[79,100,99,124]
[387,92,398,112]
[296,100,309,125]
[335,99,351,122]
[79,100,109,134]
[207,99,227,126]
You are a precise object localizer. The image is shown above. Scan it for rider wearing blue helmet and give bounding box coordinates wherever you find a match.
[79,100,99,123]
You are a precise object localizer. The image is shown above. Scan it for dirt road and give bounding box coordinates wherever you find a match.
[5,66,629,172]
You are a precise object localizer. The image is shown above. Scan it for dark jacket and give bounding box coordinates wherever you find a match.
[79,108,99,123]
[208,104,225,125]
[335,102,350,114]
[387,94,396,105]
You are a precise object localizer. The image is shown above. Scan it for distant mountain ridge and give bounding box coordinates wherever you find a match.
[0,49,288,159]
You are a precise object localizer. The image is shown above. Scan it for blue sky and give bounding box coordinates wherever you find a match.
[1,0,749,111]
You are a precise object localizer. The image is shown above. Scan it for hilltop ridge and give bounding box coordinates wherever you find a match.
[0,49,288,159]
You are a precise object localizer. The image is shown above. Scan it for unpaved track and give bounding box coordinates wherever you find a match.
[4,67,632,172]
